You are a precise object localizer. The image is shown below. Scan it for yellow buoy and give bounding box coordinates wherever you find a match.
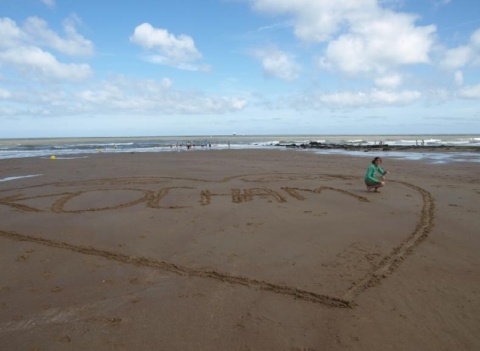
[50,155,56,160]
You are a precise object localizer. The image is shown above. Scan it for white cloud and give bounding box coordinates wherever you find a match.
[369,89,421,104]
[0,16,93,82]
[0,18,27,48]
[251,0,375,42]
[454,70,464,86]
[322,12,435,75]
[0,46,92,82]
[0,75,248,118]
[23,16,94,57]
[0,87,12,99]
[160,78,172,89]
[441,28,480,69]
[130,23,207,71]
[251,0,436,78]
[441,46,473,69]
[457,84,480,99]
[75,77,247,114]
[472,29,480,46]
[294,88,421,109]
[434,0,451,7]
[255,48,301,81]
[40,0,55,8]
[424,88,450,101]
[374,73,403,88]
[0,16,93,56]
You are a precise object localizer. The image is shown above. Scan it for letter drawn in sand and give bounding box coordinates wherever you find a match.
[282,187,369,202]
[201,188,287,205]
[200,190,231,205]
[0,194,43,212]
[0,174,434,308]
[148,187,195,209]
[52,189,153,213]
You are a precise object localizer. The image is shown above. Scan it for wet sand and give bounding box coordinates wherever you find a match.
[0,150,479,350]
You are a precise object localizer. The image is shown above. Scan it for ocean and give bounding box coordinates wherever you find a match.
[1,134,479,163]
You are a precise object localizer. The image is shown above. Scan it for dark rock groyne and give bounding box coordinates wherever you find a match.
[277,141,480,153]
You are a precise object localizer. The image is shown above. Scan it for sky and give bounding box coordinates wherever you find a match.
[1,0,480,138]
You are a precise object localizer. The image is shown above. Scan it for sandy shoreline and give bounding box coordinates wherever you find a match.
[1,150,479,350]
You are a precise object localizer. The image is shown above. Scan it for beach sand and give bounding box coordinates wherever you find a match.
[0,150,479,350]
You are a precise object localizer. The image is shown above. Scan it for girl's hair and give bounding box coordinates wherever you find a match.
[372,157,382,164]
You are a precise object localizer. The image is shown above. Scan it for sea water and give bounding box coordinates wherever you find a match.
[0,134,479,163]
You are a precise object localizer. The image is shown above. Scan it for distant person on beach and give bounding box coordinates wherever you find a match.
[365,157,390,192]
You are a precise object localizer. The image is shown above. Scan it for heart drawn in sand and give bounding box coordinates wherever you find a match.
[0,174,434,308]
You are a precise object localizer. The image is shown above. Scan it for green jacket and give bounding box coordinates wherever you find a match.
[365,164,386,183]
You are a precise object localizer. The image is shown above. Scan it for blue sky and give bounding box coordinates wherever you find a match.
[1,0,479,137]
